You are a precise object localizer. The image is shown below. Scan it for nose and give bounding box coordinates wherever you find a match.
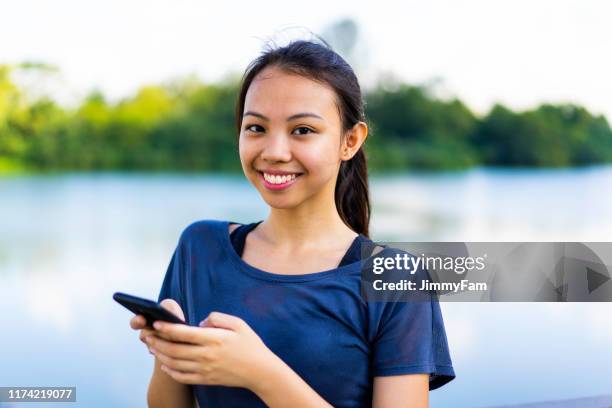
[260,132,292,163]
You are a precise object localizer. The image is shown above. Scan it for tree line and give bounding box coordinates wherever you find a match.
[1,64,611,173]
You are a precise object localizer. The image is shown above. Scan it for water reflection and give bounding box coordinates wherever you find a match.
[1,167,611,407]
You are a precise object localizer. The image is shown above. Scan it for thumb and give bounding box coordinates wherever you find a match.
[199,311,244,331]
[159,298,185,321]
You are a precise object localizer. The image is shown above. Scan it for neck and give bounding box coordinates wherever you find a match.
[259,203,356,249]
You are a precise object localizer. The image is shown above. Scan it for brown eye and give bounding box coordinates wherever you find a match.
[245,124,264,133]
[293,126,314,135]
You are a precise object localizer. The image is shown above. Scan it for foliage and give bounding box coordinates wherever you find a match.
[1,64,611,174]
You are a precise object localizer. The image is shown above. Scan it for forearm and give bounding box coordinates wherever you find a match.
[250,355,333,408]
[148,357,195,408]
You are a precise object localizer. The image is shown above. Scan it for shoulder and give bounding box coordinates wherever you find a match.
[177,218,231,245]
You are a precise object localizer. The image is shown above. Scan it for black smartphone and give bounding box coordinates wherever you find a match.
[113,291,187,327]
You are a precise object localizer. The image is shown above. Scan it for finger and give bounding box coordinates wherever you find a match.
[152,348,200,372]
[160,364,200,385]
[152,321,228,344]
[159,299,185,321]
[130,315,146,330]
[139,328,156,344]
[146,334,202,360]
[200,311,245,331]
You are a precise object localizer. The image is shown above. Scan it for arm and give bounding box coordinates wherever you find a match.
[147,357,195,408]
[372,374,429,408]
[248,351,333,408]
[130,301,195,408]
[149,312,334,408]
[151,335,333,408]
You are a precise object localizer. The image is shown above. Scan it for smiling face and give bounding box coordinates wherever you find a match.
[238,65,347,210]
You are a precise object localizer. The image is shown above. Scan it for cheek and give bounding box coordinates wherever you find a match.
[297,139,341,174]
[238,137,255,169]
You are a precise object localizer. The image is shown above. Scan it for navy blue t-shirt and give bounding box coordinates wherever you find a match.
[158,219,455,407]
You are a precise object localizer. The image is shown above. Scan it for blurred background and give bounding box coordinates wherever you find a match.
[1,0,611,407]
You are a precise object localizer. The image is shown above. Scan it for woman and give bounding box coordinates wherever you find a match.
[130,38,455,407]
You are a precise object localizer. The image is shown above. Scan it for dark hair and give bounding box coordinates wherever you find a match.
[235,38,371,237]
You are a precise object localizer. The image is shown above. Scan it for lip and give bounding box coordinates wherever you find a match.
[258,169,303,176]
[257,171,301,191]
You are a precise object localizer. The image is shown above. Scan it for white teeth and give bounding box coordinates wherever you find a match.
[263,172,299,184]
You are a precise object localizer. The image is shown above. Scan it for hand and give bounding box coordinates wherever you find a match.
[145,311,279,391]
[129,299,185,356]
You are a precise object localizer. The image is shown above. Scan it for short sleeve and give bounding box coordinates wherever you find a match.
[371,269,456,390]
[157,246,183,304]
[157,241,191,329]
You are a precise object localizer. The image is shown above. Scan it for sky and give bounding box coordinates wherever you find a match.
[2,0,611,119]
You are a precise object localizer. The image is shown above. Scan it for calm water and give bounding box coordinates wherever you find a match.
[1,167,611,407]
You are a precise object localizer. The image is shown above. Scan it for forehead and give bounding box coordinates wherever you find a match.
[244,66,339,122]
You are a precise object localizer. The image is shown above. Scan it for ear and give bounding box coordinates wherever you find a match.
[341,121,368,161]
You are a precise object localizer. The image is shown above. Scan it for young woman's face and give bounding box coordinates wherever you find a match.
[239,65,346,210]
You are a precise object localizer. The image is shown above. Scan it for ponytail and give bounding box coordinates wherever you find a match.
[335,148,371,238]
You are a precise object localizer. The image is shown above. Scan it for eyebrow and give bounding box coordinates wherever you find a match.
[243,111,324,121]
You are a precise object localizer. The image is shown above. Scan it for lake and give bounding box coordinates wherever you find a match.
[1,166,611,407]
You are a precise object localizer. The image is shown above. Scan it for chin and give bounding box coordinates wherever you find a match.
[261,196,301,210]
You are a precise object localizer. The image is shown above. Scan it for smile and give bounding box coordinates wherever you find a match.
[258,172,302,190]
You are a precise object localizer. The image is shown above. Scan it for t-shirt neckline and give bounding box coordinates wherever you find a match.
[221,220,371,282]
